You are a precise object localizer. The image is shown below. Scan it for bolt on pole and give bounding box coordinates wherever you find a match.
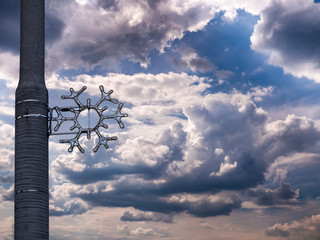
[15,0,49,239]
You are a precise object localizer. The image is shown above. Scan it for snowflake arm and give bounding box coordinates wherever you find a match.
[103,103,128,129]
[59,131,85,153]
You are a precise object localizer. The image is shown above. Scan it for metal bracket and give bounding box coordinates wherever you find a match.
[48,85,128,153]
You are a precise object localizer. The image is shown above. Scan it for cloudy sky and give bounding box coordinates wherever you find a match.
[1,0,320,239]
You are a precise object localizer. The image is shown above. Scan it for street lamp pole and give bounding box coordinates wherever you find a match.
[15,0,48,239]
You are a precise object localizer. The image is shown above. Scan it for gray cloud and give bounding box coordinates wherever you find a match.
[97,0,119,11]
[186,197,241,217]
[0,0,20,53]
[265,224,290,237]
[246,183,299,206]
[146,0,163,10]
[1,186,13,202]
[172,46,215,73]
[121,210,174,223]
[266,214,320,240]
[0,175,13,184]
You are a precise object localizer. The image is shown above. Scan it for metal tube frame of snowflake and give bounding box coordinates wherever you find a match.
[49,85,128,153]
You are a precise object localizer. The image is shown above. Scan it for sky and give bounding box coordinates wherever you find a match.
[1,0,320,239]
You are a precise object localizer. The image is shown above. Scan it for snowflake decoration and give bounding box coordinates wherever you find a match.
[49,85,128,153]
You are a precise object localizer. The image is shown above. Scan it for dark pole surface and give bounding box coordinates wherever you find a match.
[15,0,48,239]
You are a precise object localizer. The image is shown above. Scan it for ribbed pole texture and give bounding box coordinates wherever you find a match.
[15,0,48,239]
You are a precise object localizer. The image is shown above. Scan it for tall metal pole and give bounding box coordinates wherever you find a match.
[15,0,48,239]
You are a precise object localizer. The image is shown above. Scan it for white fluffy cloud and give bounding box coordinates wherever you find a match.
[0,51,19,87]
[47,72,209,104]
[115,137,170,166]
[0,122,14,148]
[130,226,168,237]
[0,121,14,185]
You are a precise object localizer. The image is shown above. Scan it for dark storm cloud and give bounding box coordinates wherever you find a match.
[0,0,65,53]
[45,12,66,45]
[66,20,174,66]
[58,163,163,184]
[209,153,266,190]
[246,183,299,206]
[0,0,20,53]
[76,188,241,218]
[68,29,164,66]
[121,210,174,223]
[134,153,265,196]
[259,2,320,63]
[251,0,320,81]
[186,197,241,217]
